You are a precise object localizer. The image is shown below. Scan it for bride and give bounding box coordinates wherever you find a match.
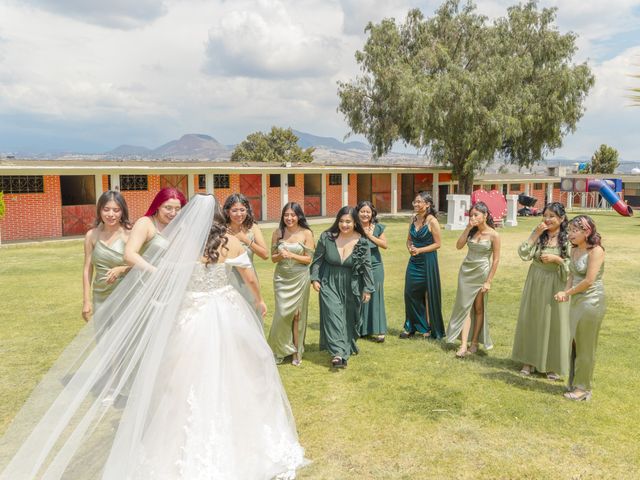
[0,195,306,479]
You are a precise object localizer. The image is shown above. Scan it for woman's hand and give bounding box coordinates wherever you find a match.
[554,291,569,302]
[534,222,548,236]
[312,281,321,292]
[540,253,562,265]
[104,266,127,284]
[233,230,250,245]
[408,243,418,256]
[362,292,371,303]
[280,248,292,259]
[481,282,491,293]
[82,301,92,322]
[256,300,267,317]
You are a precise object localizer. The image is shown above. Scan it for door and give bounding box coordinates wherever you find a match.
[240,174,262,221]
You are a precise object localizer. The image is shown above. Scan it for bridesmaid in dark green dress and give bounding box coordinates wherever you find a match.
[400,192,444,339]
[446,202,501,357]
[356,201,388,342]
[554,215,606,401]
[512,202,571,379]
[268,202,315,366]
[310,206,375,368]
[82,191,132,326]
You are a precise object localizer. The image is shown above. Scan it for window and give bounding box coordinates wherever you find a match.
[553,182,561,189]
[120,175,148,191]
[510,183,521,191]
[213,174,230,189]
[329,173,342,185]
[0,175,44,193]
[533,183,543,190]
[269,174,296,188]
[198,174,206,189]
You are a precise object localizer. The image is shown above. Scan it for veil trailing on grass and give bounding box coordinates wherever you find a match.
[0,194,216,479]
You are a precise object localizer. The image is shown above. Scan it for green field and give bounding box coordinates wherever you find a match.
[1,212,639,479]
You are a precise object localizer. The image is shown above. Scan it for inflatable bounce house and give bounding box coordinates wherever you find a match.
[561,177,633,217]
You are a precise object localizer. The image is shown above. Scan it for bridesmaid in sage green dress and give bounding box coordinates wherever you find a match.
[125,187,187,271]
[268,202,315,365]
[446,202,501,357]
[223,193,269,319]
[82,191,132,327]
[512,202,571,379]
[400,192,444,340]
[554,215,606,401]
[311,206,375,368]
[356,200,388,342]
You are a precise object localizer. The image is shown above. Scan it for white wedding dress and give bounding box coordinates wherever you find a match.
[105,253,306,479]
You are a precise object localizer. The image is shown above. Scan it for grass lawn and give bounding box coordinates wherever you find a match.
[1,211,639,479]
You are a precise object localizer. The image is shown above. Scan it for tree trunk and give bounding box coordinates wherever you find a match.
[457,172,475,195]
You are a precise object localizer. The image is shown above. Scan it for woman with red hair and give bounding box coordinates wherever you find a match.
[125,187,187,269]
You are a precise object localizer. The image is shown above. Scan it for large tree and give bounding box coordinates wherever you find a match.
[337,0,594,193]
[231,127,314,163]
[587,144,619,174]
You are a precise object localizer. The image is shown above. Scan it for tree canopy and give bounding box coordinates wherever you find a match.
[231,127,314,163]
[337,0,594,193]
[587,144,619,174]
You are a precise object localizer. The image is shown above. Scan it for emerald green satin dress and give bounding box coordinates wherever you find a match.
[267,241,312,363]
[91,238,127,315]
[310,233,374,360]
[511,243,571,375]
[568,252,606,391]
[359,224,388,336]
[403,222,444,338]
[446,239,494,349]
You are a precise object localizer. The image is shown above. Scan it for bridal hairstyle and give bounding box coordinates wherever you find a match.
[326,206,367,240]
[412,191,437,224]
[223,193,255,230]
[277,202,311,240]
[144,187,187,217]
[467,201,495,240]
[95,190,132,229]
[204,201,229,265]
[569,215,603,250]
[0,195,216,478]
[356,200,379,224]
[539,202,570,258]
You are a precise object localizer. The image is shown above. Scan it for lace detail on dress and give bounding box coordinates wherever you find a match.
[186,263,230,292]
[264,425,306,480]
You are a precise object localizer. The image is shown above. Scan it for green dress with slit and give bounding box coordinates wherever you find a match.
[446,239,494,349]
[511,242,571,375]
[359,223,388,336]
[267,241,312,363]
[568,252,606,391]
[310,232,374,360]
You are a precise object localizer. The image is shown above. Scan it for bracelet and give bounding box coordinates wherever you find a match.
[248,239,254,248]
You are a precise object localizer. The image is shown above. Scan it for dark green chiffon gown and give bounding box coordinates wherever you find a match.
[359,223,388,336]
[310,232,374,360]
[403,223,444,338]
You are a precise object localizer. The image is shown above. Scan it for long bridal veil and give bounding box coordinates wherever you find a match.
[0,194,217,479]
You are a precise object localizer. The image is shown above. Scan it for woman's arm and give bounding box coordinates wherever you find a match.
[310,233,326,291]
[366,225,388,249]
[248,224,269,260]
[456,224,473,250]
[566,247,605,296]
[82,230,96,321]
[124,217,155,271]
[482,231,501,292]
[270,230,283,263]
[236,265,267,317]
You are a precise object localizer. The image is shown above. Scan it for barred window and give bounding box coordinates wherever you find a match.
[533,183,543,190]
[213,174,230,189]
[0,175,44,194]
[120,175,148,191]
[329,173,342,185]
[198,174,206,189]
[269,174,295,188]
[510,183,521,191]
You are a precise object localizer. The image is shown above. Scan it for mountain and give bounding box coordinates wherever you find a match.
[292,130,369,151]
[107,144,151,156]
[152,134,230,159]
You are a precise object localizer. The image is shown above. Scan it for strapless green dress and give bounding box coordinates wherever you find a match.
[568,252,606,391]
[446,239,494,349]
[267,241,312,363]
[91,238,127,314]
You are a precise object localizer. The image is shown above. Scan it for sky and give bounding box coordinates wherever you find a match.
[0,0,639,159]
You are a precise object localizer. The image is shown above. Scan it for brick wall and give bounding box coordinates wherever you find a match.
[120,175,162,222]
[0,176,62,241]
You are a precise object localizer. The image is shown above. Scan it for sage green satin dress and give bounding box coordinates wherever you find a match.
[310,233,374,360]
[511,243,571,375]
[267,241,312,363]
[359,223,388,336]
[91,238,127,315]
[140,232,169,259]
[568,252,606,391]
[446,239,494,349]
[229,230,261,319]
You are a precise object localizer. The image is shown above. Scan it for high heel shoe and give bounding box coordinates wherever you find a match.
[291,353,302,367]
[564,389,591,401]
[467,343,479,354]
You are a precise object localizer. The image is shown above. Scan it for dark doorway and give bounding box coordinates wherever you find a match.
[60,175,96,236]
[304,174,321,216]
[439,184,449,213]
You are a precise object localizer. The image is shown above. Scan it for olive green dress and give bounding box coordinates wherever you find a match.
[511,242,571,375]
[359,223,388,336]
[139,232,169,259]
[310,232,374,360]
[267,241,312,363]
[91,238,127,316]
[568,252,606,391]
[446,239,494,349]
